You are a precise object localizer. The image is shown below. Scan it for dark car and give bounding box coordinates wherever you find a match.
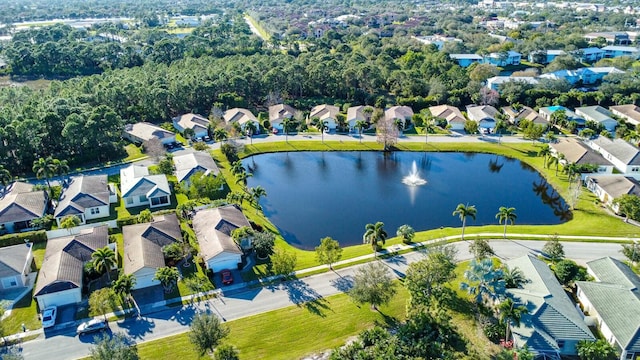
[220,269,233,285]
[77,318,108,336]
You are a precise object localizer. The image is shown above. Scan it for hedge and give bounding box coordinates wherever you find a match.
[0,230,47,247]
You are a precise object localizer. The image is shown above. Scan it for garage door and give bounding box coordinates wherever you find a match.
[133,273,160,290]
[37,289,81,309]
[208,254,241,273]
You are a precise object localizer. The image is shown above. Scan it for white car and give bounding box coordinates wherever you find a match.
[41,306,57,329]
[76,318,108,336]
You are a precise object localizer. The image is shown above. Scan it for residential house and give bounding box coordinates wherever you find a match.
[486,76,538,92]
[528,50,566,64]
[501,106,548,127]
[412,35,462,50]
[123,214,182,290]
[576,67,624,85]
[429,105,466,131]
[584,31,631,45]
[466,105,498,132]
[309,104,340,131]
[173,151,220,185]
[585,175,640,212]
[584,137,640,176]
[0,244,34,291]
[484,50,521,67]
[172,113,210,139]
[539,106,586,127]
[610,104,640,127]
[602,45,640,59]
[575,106,618,133]
[120,165,171,209]
[54,175,117,227]
[346,105,373,131]
[223,108,260,134]
[549,137,614,177]
[269,104,297,131]
[192,205,250,272]
[123,122,176,145]
[34,225,110,309]
[449,54,483,67]
[576,47,606,63]
[385,106,414,129]
[576,257,640,360]
[538,69,581,85]
[506,255,595,357]
[0,182,48,234]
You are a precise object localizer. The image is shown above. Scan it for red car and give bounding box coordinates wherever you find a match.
[220,269,233,285]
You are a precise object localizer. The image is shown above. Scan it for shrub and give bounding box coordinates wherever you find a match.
[220,143,238,163]
[116,216,138,227]
[0,230,47,248]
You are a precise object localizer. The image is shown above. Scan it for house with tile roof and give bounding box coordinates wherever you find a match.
[585,175,640,212]
[549,138,614,177]
[173,152,220,185]
[346,105,373,132]
[576,257,640,360]
[575,106,618,133]
[539,106,586,127]
[385,106,414,129]
[192,205,249,272]
[0,243,34,292]
[501,105,548,127]
[172,113,210,139]
[123,122,176,145]
[0,182,48,234]
[584,136,640,177]
[34,225,110,309]
[54,175,117,227]
[466,105,498,132]
[268,104,297,131]
[309,104,340,131]
[123,214,182,289]
[610,104,640,127]
[120,165,171,209]
[506,255,595,357]
[429,105,466,131]
[223,108,260,133]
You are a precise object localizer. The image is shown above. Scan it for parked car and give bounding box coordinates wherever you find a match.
[203,135,211,142]
[41,306,57,329]
[220,269,233,285]
[77,318,108,336]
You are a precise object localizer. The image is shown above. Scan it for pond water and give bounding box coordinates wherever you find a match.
[244,151,569,250]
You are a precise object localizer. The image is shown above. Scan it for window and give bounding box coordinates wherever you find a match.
[90,208,100,215]
[151,196,169,206]
[556,340,565,349]
[2,277,18,288]
[126,197,133,205]
[632,167,640,173]
[139,195,147,202]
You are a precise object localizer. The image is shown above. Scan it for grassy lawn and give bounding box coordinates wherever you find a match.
[138,287,409,360]
[124,144,146,162]
[3,290,41,334]
[213,140,638,280]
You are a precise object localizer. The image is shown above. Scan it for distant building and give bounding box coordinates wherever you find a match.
[528,50,566,64]
[412,35,462,50]
[539,106,585,127]
[429,105,466,131]
[602,45,640,59]
[172,113,210,139]
[124,122,176,145]
[584,31,630,45]
[575,106,618,133]
[486,76,538,92]
[449,54,483,67]
[484,51,521,67]
[576,47,606,63]
[466,105,498,131]
[586,175,640,212]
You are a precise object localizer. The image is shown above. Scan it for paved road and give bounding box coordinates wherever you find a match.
[18,240,625,360]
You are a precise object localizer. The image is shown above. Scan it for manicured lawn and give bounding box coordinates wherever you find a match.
[3,290,41,333]
[123,144,146,162]
[137,288,409,360]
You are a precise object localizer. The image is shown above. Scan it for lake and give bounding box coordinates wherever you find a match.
[245,151,568,250]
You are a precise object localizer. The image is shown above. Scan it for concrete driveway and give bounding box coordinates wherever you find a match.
[132,285,164,306]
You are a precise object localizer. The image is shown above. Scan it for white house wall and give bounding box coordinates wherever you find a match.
[84,205,110,222]
[36,288,82,309]
[206,252,242,273]
[132,268,161,289]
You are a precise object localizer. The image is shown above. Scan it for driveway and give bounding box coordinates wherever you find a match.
[132,285,164,306]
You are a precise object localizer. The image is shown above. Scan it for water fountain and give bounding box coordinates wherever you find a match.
[402,160,427,186]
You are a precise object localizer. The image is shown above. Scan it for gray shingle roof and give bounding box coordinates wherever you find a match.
[590,137,640,166]
[174,113,210,133]
[587,175,640,199]
[124,122,175,142]
[173,152,220,183]
[385,106,414,122]
[466,105,498,122]
[268,104,296,122]
[0,182,47,224]
[34,225,109,296]
[310,104,340,121]
[551,138,612,166]
[120,165,170,198]
[0,244,31,279]
[192,205,248,261]
[429,105,466,124]
[223,108,258,126]
[575,106,614,124]
[506,255,594,352]
[123,214,182,274]
[54,175,110,218]
[577,257,640,352]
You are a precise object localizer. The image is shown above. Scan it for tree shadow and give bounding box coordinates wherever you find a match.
[282,280,330,317]
[117,316,156,339]
[330,275,354,292]
[374,310,400,329]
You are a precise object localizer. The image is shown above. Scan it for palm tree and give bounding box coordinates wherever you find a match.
[154,266,180,293]
[52,158,69,184]
[32,156,56,192]
[213,128,228,143]
[460,258,506,305]
[92,246,117,282]
[547,155,559,176]
[316,119,328,144]
[563,162,579,183]
[244,122,258,145]
[230,161,245,176]
[498,297,528,342]
[363,221,388,252]
[501,265,527,288]
[538,144,550,168]
[112,273,137,305]
[355,120,367,143]
[396,224,415,244]
[0,165,11,195]
[281,117,292,143]
[495,206,517,239]
[452,203,477,241]
[235,171,252,185]
[249,185,267,206]
[424,117,435,143]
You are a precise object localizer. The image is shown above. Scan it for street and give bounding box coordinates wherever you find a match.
[18,240,626,360]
